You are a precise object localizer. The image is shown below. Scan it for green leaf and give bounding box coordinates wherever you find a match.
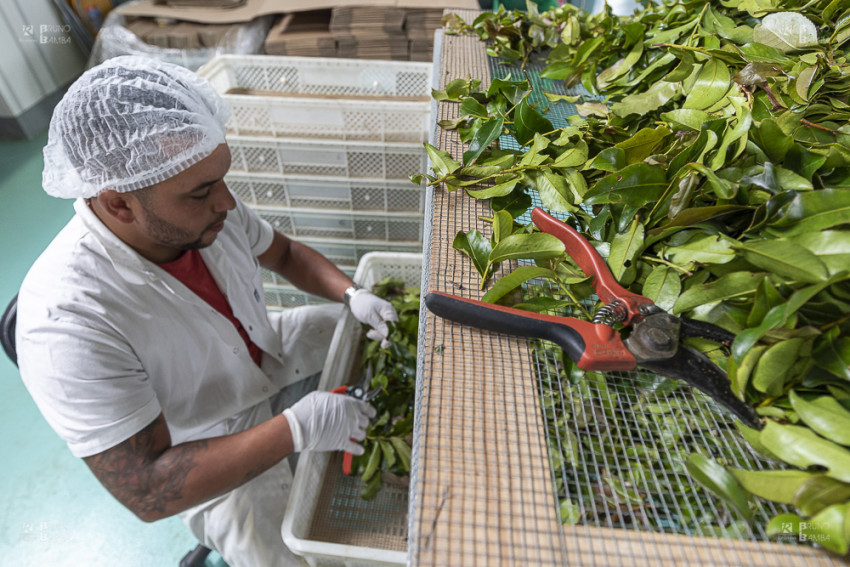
[674,272,764,314]
[608,221,645,282]
[732,303,787,362]
[753,12,818,52]
[813,330,850,381]
[425,143,461,178]
[463,117,504,165]
[664,232,737,267]
[614,126,672,166]
[760,421,850,484]
[752,338,803,396]
[610,80,680,117]
[551,140,588,168]
[453,230,492,280]
[584,163,667,207]
[466,178,520,199]
[734,239,829,283]
[790,391,850,446]
[482,265,554,303]
[491,210,514,246]
[642,265,682,312]
[733,345,767,397]
[597,40,643,88]
[661,109,712,131]
[389,437,411,472]
[488,232,566,265]
[459,97,488,118]
[514,98,554,146]
[794,475,850,516]
[685,453,752,520]
[729,468,812,505]
[526,169,578,213]
[783,272,850,325]
[589,147,626,172]
[559,499,582,525]
[379,439,397,469]
[361,443,382,482]
[769,189,850,236]
[795,231,850,277]
[683,59,732,111]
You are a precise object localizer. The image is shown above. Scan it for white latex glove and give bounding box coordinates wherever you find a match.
[348,289,399,347]
[283,391,376,454]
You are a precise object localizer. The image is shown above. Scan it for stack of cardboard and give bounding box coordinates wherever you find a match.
[155,0,247,7]
[330,6,409,60]
[264,10,335,56]
[405,8,444,61]
[125,17,233,48]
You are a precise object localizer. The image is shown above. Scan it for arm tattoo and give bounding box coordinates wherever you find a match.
[83,414,208,520]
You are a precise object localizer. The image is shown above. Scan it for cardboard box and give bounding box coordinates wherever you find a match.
[119,0,478,24]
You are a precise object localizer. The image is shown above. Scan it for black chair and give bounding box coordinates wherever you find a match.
[1,294,213,567]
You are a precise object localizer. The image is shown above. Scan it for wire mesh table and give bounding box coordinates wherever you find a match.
[408,14,847,566]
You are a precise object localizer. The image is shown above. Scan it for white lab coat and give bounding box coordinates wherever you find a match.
[17,195,340,566]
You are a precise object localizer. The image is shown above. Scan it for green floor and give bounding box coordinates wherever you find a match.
[0,132,222,566]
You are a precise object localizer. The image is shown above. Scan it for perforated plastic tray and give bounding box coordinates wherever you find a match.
[227,173,425,214]
[198,55,431,141]
[281,252,421,566]
[260,240,422,288]
[228,135,427,180]
[255,207,423,243]
[199,55,432,98]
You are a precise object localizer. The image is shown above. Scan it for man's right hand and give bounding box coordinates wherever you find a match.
[283,391,376,454]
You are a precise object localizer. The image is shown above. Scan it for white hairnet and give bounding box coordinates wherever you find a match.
[42,55,230,199]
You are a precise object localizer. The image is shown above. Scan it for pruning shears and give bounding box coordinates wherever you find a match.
[424,207,763,430]
[332,366,380,474]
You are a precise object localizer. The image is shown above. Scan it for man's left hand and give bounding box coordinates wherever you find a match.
[348,290,398,347]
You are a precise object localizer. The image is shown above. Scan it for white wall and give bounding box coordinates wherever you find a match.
[0,0,86,119]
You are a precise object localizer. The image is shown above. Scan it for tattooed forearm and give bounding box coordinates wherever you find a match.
[83,414,207,522]
[82,411,293,522]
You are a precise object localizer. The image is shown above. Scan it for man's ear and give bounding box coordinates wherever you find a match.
[94,190,138,224]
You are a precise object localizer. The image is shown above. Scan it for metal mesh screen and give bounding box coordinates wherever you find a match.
[408,18,845,567]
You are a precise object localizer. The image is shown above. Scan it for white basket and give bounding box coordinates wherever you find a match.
[226,173,425,214]
[198,55,431,142]
[255,207,423,243]
[260,240,421,287]
[228,135,427,180]
[199,54,432,98]
[224,95,429,142]
[282,252,421,566]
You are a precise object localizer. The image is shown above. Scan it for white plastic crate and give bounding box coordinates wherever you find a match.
[223,95,429,142]
[256,207,423,243]
[197,55,431,141]
[226,173,426,214]
[229,135,426,180]
[261,240,421,287]
[282,252,422,566]
[199,54,432,98]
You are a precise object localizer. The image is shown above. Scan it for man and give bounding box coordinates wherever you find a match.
[16,56,399,566]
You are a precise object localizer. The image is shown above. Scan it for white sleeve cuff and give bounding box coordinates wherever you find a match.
[282,408,304,453]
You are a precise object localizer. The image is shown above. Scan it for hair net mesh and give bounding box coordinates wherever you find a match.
[43,56,230,199]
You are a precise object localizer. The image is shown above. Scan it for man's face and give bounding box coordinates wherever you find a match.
[132,144,236,254]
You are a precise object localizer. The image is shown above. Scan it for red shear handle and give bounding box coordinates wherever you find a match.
[331,386,355,476]
[530,207,655,325]
[425,292,636,372]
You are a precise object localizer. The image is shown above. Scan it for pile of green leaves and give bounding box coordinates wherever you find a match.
[417,0,850,552]
[348,277,419,500]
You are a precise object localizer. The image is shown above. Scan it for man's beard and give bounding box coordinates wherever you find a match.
[141,206,225,251]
